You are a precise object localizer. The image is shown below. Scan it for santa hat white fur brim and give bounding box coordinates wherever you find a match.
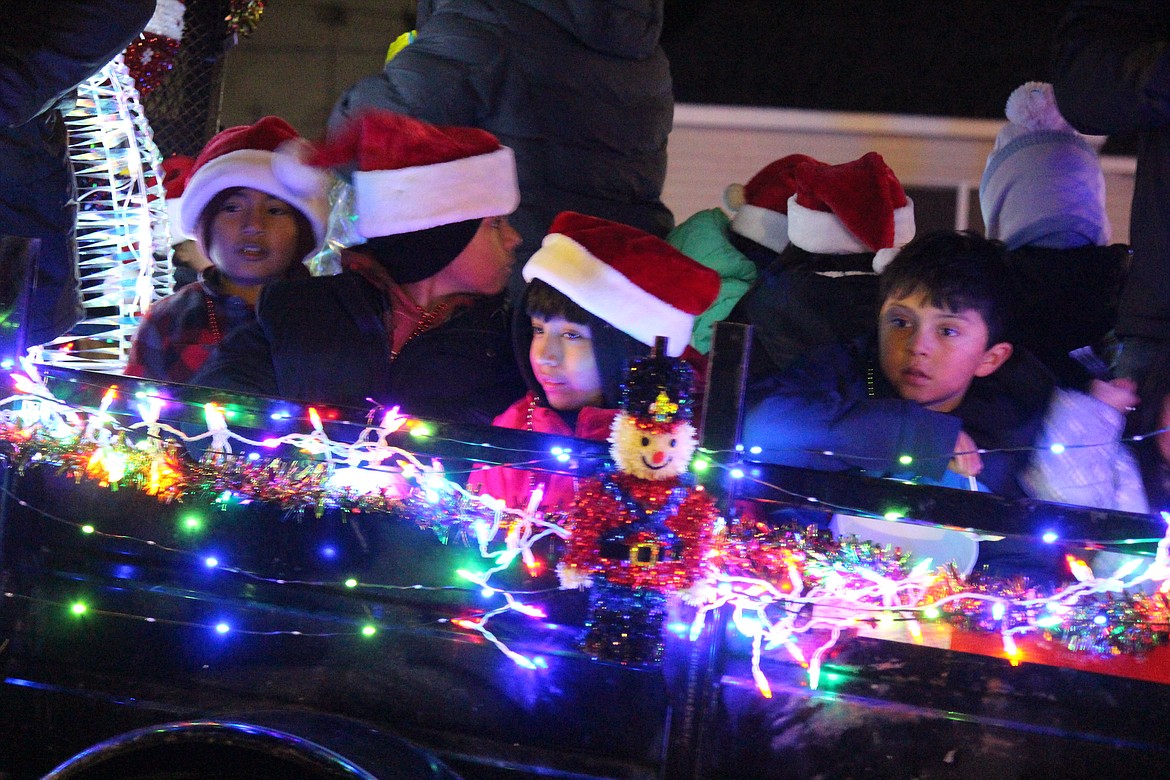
[729,203,790,253]
[786,195,915,256]
[353,146,520,238]
[523,233,695,358]
[179,147,330,253]
[166,196,190,244]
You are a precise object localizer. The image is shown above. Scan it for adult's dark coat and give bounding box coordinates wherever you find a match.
[329,0,675,286]
[192,272,525,426]
[1053,0,1170,343]
[0,0,156,346]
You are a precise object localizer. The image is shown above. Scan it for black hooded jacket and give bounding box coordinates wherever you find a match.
[193,272,525,426]
[1053,0,1170,342]
[330,0,675,290]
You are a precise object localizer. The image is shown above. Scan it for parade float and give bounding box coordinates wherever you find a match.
[0,325,1167,779]
[2,4,1167,776]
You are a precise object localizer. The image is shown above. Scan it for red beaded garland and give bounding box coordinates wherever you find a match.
[123,33,181,97]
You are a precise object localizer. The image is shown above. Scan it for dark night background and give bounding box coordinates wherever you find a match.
[654,1,1135,153]
[221,2,1137,155]
[659,0,1068,118]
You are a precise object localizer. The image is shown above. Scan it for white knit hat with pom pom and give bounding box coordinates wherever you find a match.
[979,82,1110,251]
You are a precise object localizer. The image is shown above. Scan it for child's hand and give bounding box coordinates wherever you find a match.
[1089,378,1138,414]
[948,430,983,477]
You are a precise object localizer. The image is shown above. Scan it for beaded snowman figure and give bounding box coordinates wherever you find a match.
[557,338,720,666]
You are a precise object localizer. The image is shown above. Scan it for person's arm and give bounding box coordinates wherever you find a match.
[191,319,280,398]
[1021,383,1150,512]
[742,347,962,480]
[1052,0,1170,136]
[667,209,757,354]
[0,0,156,125]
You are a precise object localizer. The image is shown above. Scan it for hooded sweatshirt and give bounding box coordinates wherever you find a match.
[330,0,675,291]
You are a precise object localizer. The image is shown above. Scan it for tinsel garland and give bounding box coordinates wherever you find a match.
[719,517,915,587]
[227,0,265,37]
[560,469,718,592]
[718,515,1170,672]
[927,564,1170,656]
[0,417,518,550]
[0,382,1167,666]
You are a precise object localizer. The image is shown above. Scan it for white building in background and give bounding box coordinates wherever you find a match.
[663,103,1135,243]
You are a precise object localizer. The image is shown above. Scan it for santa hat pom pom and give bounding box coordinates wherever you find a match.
[145,0,186,39]
[272,137,329,197]
[724,183,747,212]
[1004,82,1073,133]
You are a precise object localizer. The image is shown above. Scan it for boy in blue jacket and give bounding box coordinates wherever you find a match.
[743,229,1053,498]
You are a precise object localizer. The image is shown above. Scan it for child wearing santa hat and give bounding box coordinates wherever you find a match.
[469,211,720,512]
[667,154,822,355]
[730,151,916,381]
[125,116,330,383]
[193,110,526,424]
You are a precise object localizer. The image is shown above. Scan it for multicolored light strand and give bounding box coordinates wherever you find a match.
[0,368,1167,690]
[46,55,169,370]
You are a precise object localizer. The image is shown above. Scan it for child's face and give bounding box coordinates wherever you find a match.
[878,289,1012,413]
[439,216,521,296]
[530,315,604,411]
[204,188,302,287]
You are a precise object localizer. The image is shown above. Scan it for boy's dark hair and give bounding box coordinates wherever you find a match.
[879,229,1013,346]
[525,278,594,324]
[199,186,316,267]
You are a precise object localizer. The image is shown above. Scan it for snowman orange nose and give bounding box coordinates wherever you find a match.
[652,451,666,465]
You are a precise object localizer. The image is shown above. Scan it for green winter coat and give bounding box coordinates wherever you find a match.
[667,208,758,354]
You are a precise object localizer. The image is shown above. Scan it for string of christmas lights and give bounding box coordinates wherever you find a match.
[0,366,1167,690]
[42,56,169,371]
[714,516,1170,694]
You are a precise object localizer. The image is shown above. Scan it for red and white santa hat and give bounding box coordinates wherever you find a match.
[786,151,915,272]
[160,154,196,244]
[313,110,520,239]
[522,212,721,358]
[179,116,331,250]
[725,154,825,252]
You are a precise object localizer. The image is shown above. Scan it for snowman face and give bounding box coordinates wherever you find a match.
[609,412,698,481]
